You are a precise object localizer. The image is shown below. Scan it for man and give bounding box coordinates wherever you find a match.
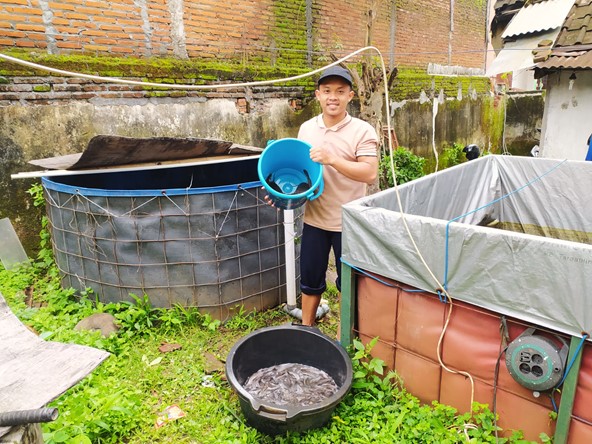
[298,66,379,326]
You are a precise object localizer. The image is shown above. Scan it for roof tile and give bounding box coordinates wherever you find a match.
[536,0,592,69]
[555,0,592,47]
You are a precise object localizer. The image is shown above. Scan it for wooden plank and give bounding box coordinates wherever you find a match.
[339,262,356,347]
[0,292,109,437]
[11,153,261,180]
[554,335,585,444]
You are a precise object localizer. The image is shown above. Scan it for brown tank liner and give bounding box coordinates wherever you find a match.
[355,273,592,442]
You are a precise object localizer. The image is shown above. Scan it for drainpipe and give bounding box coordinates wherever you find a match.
[449,0,455,65]
[389,0,397,71]
[484,0,493,72]
[283,209,298,314]
[282,209,329,321]
[306,0,313,67]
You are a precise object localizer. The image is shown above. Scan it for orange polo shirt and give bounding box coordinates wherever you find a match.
[297,113,378,232]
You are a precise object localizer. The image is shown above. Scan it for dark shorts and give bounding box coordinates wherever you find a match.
[300,223,342,295]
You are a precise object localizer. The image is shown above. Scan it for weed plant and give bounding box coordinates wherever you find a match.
[439,142,467,169]
[0,186,550,443]
[378,147,426,189]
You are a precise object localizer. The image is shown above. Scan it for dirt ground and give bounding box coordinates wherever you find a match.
[327,252,338,287]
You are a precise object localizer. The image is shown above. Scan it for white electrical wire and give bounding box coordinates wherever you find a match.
[0,50,362,90]
[1,47,475,410]
[369,48,475,411]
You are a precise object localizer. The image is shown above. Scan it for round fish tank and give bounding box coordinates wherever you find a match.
[41,157,302,320]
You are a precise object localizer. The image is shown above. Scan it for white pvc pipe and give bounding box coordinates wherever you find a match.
[11,154,260,179]
[283,209,297,308]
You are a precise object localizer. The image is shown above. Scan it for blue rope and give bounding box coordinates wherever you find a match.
[558,333,589,388]
[550,393,558,413]
[443,159,567,291]
[549,333,589,412]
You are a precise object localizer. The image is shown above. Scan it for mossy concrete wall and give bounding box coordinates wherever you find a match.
[391,91,543,158]
[504,92,544,156]
[393,98,489,157]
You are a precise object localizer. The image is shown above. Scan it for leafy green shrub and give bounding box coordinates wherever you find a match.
[27,182,55,271]
[440,142,466,169]
[42,364,145,444]
[379,147,426,189]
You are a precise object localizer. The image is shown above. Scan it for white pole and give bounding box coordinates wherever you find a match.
[283,209,297,308]
[281,208,329,321]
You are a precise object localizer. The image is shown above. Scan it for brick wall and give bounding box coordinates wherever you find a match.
[0,0,487,70]
[0,75,306,110]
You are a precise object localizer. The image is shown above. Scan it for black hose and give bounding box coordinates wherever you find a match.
[0,408,59,427]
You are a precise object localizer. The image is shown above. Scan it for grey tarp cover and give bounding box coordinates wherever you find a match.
[342,155,592,339]
[0,292,110,437]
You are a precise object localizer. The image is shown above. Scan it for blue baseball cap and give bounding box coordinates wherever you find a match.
[317,66,353,88]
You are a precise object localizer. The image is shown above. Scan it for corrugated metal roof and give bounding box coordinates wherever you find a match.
[495,0,525,11]
[536,50,592,68]
[536,0,592,70]
[502,0,576,38]
[487,30,560,75]
[495,0,549,11]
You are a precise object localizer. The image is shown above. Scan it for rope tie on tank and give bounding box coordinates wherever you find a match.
[237,184,281,208]
[161,192,190,217]
[236,185,303,245]
[214,190,239,239]
[120,195,160,217]
[43,186,72,209]
[71,191,118,217]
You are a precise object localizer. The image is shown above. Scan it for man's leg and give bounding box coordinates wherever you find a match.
[301,293,321,326]
[299,224,330,326]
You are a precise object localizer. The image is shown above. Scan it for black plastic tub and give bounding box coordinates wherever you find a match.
[225,324,353,435]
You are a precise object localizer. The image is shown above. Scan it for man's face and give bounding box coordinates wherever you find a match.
[315,77,354,119]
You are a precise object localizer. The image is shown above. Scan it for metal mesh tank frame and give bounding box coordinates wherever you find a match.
[41,160,302,320]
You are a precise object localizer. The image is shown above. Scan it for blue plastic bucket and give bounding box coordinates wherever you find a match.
[257,138,324,210]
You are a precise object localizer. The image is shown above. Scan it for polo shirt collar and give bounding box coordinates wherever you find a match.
[316,113,352,131]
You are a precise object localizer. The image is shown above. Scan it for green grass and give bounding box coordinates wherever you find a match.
[0,258,551,444]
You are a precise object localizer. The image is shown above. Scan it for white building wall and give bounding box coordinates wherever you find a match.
[540,70,592,160]
[512,69,537,91]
